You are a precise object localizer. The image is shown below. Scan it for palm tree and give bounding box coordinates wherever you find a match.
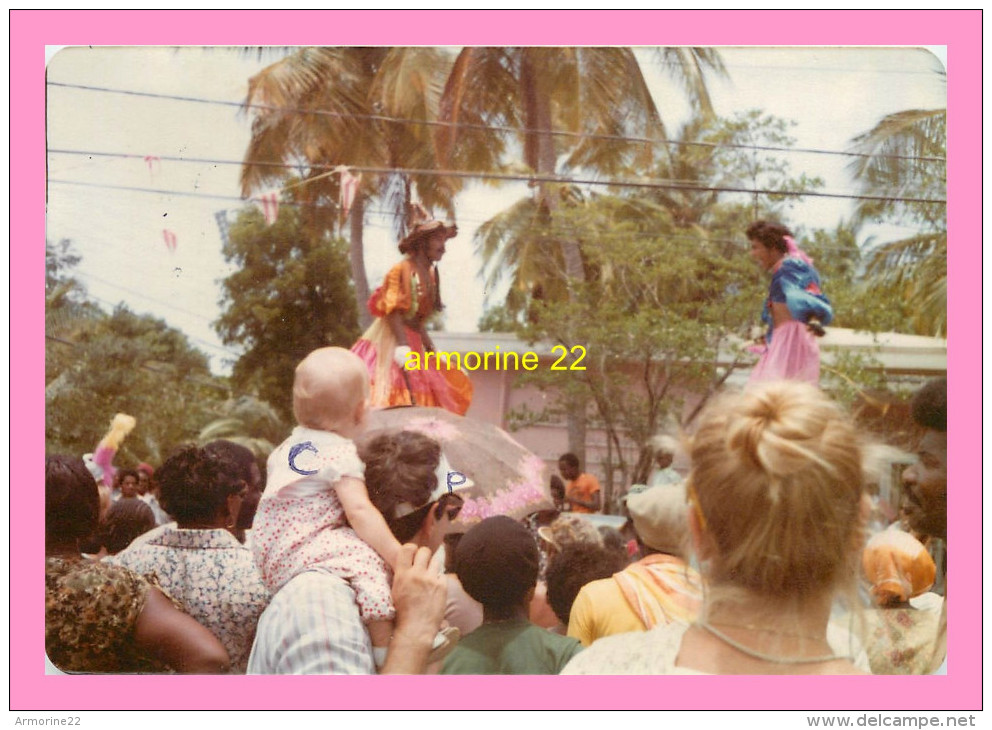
[197,395,286,460]
[847,108,946,336]
[240,47,457,328]
[439,48,726,291]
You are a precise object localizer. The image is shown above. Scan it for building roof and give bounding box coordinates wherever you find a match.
[432,328,947,376]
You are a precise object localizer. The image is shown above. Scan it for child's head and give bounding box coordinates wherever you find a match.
[557,452,580,481]
[545,541,627,627]
[292,347,370,435]
[455,515,540,617]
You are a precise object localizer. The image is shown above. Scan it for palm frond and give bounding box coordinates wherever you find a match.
[652,47,730,120]
[436,47,517,170]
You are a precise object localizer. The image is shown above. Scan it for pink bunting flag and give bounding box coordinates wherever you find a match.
[144,155,161,181]
[256,191,279,226]
[334,166,361,221]
[162,229,177,252]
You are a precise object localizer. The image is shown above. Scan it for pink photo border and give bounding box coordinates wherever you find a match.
[15,9,980,711]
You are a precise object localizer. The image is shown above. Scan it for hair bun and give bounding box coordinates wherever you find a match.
[725,387,831,497]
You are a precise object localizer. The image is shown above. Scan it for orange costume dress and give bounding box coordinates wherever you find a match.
[351,259,472,414]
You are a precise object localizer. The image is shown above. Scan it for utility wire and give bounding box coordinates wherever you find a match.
[48,147,944,203]
[76,290,243,358]
[47,81,946,164]
[47,170,947,206]
[77,270,226,325]
[54,183,944,260]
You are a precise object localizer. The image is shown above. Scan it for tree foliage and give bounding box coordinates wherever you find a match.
[706,109,825,221]
[478,110,918,508]
[46,239,224,462]
[848,108,946,336]
[214,204,360,421]
[196,395,287,460]
[241,46,458,327]
[501,197,757,507]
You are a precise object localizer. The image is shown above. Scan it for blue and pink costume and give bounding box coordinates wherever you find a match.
[749,256,833,386]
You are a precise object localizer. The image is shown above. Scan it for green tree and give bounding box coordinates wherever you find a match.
[501,196,756,510]
[240,46,457,328]
[196,395,287,459]
[47,239,224,460]
[438,47,725,285]
[645,116,721,230]
[46,239,103,383]
[440,47,726,460]
[706,109,825,221]
[803,221,909,335]
[847,108,947,336]
[214,204,360,422]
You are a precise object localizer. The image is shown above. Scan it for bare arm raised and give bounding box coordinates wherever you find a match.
[336,476,403,569]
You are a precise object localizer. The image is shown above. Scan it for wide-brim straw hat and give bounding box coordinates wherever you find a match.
[398,203,458,254]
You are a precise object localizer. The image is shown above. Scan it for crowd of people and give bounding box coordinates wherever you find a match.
[45,217,945,676]
[45,367,947,676]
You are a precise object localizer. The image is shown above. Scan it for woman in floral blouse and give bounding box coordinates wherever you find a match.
[109,442,270,673]
[45,455,229,673]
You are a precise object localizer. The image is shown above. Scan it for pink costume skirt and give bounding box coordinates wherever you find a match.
[748,319,820,386]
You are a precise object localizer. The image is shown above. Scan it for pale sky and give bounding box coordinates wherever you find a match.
[45,46,946,375]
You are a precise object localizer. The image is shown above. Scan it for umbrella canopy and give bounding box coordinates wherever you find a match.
[358,406,553,524]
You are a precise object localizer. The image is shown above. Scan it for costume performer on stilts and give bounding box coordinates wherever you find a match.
[352,204,472,414]
[745,220,833,386]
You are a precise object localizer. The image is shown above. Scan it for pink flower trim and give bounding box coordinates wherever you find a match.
[457,480,548,524]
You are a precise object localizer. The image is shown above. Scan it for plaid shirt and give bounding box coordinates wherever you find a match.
[247,570,375,675]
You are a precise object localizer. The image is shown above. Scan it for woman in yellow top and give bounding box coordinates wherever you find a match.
[351,204,472,414]
[567,485,702,646]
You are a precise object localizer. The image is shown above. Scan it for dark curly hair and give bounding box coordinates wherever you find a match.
[745,220,792,255]
[545,541,628,626]
[360,430,441,543]
[156,444,245,525]
[116,467,139,484]
[98,498,156,554]
[910,377,947,432]
[203,440,262,489]
[46,455,101,541]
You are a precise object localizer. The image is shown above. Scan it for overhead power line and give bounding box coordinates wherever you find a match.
[47,81,946,164]
[48,147,945,203]
[47,169,947,206]
[51,177,945,259]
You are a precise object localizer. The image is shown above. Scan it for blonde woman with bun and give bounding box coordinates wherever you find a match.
[563,381,869,675]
